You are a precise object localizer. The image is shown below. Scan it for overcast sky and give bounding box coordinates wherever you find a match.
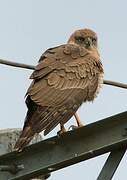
[0,0,127,179]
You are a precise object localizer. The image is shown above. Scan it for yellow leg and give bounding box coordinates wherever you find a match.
[74,112,84,127]
[69,112,84,130]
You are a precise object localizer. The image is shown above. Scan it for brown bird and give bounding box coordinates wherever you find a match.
[14,28,104,151]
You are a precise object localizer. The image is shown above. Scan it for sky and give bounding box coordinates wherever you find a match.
[0,0,127,179]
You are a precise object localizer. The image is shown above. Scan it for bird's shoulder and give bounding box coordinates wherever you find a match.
[30,44,95,80]
[38,44,89,62]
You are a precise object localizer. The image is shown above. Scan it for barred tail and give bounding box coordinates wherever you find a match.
[14,126,34,152]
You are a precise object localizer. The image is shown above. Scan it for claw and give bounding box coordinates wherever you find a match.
[68,125,78,131]
[57,130,64,136]
[57,124,66,136]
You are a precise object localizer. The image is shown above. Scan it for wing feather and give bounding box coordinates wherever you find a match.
[27,43,103,114]
[14,43,103,151]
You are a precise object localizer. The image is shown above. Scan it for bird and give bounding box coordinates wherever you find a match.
[14,28,104,151]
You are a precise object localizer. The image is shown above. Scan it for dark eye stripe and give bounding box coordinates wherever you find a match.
[76,37,85,42]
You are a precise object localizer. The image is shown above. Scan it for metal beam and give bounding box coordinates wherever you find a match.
[0,129,50,180]
[0,111,127,180]
[97,148,126,180]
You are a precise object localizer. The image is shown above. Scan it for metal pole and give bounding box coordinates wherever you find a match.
[97,148,126,180]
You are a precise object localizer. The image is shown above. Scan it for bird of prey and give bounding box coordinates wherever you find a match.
[14,28,104,151]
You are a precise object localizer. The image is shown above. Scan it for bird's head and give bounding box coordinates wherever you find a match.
[68,28,98,50]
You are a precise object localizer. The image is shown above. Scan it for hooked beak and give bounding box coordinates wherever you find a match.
[85,37,96,49]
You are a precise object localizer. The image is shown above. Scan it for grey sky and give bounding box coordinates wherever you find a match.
[0,0,127,179]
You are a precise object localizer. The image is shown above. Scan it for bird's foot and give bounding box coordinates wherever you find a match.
[69,124,84,131]
[68,125,78,130]
[57,125,66,136]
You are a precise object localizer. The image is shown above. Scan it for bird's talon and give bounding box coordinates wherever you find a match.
[57,130,62,136]
[57,129,66,136]
[68,125,78,131]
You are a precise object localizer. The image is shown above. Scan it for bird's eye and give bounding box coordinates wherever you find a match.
[92,38,97,44]
[76,37,85,43]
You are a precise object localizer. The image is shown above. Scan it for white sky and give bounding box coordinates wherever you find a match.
[0,0,127,179]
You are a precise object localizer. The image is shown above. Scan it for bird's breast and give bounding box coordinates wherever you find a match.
[86,72,104,102]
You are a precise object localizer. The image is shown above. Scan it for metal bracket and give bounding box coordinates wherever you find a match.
[97,148,126,180]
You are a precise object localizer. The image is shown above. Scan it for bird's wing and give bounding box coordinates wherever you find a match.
[27,44,102,107]
[14,44,103,151]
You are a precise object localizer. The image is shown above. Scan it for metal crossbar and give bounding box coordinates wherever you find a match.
[0,111,127,180]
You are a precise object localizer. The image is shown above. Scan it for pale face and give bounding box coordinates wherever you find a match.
[68,29,98,50]
[74,35,97,49]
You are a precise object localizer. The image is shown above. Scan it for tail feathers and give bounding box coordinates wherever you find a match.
[14,126,34,152]
[44,109,75,136]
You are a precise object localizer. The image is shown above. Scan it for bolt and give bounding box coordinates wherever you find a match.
[122,128,127,137]
[74,153,78,157]
[48,167,55,171]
